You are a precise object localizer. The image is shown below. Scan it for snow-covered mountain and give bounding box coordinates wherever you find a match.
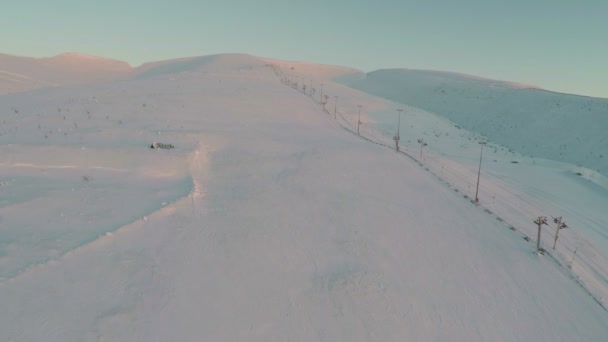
[1,53,607,341]
[338,69,608,176]
[0,53,133,95]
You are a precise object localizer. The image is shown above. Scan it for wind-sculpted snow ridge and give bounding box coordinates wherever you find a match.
[0,144,198,283]
[0,141,206,289]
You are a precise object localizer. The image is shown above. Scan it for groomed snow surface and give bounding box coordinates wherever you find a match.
[1,54,607,341]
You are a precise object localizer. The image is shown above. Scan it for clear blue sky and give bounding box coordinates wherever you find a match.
[3,0,607,97]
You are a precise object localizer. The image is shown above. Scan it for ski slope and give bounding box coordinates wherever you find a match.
[331,68,608,307]
[1,53,607,341]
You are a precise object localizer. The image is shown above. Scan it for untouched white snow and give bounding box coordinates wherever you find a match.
[1,54,608,341]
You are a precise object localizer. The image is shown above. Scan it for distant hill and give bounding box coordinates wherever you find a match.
[338,69,608,175]
[0,53,133,94]
[134,53,267,80]
[0,51,359,96]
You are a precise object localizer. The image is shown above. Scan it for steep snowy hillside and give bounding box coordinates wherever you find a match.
[1,54,608,341]
[339,69,608,176]
[0,53,133,95]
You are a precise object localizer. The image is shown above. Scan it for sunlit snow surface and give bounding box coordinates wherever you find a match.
[1,54,607,341]
[334,68,608,309]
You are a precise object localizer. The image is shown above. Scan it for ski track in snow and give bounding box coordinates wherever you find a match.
[0,145,207,286]
[0,69,33,80]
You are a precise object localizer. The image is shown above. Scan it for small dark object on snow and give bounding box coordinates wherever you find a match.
[150,142,175,149]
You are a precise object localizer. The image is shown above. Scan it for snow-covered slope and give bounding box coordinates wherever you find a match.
[329,66,608,310]
[338,69,608,176]
[263,57,360,80]
[0,53,133,95]
[134,53,268,80]
[1,54,608,340]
